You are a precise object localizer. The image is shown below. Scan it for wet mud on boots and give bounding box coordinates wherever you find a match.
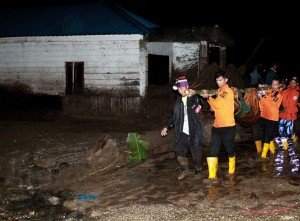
[255,140,262,154]
[177,156,189,180]
[194,165,202,178]
[203,157,220,186]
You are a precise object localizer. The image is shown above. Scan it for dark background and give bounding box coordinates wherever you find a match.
[1,0,299,75]
[114,0,298,76]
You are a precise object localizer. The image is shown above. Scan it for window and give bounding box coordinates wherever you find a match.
[65,62,84,94]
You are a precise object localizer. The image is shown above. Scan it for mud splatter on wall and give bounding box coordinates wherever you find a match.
[173,43,199,72]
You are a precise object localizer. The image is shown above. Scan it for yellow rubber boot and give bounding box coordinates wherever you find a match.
[281,138,288,150]
[228,156,235,174]
[255,140,262,154]
[292,133,298,143]
[269,140,276,154]
[261,143,270,158]
[207,157,218,179]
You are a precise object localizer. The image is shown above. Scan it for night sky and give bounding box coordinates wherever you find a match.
[2,0,299,75]
[116,0,299,75]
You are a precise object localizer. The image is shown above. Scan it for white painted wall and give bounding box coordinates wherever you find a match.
[0,35,147,96]
[147,42,202,80]
[147,42,173,56]
[173,42,200,72]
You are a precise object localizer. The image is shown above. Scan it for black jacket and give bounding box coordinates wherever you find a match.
[166,94,205,148]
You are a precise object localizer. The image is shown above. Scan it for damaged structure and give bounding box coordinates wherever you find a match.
[147,25,234,85]
[0,1,233,118]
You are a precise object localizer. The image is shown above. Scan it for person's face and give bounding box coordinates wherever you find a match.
[271,80,280,90]
[216,76,228,88]
[178,86,189,97]
[289,80,298,89]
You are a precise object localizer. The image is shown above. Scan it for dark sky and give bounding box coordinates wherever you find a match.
[2,0,299,74]
[115,1,299,75]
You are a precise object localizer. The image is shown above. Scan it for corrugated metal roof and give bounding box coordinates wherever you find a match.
[0,1,159,37]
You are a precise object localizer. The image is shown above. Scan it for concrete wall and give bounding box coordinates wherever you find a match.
[147,41,202,81]
[172,42,199,73]
[0,35,146,96]
[62,94,142,117]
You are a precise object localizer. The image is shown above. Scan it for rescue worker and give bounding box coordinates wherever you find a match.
[201,70,237,182]
[278,76,299,149]
[257,78,283,159]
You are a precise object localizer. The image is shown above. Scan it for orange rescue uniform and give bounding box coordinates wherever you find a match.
[259,88,282,121]
[208,84,236,127]
[279,85,299,120]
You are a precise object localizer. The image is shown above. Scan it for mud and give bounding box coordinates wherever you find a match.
[0,117,300,220]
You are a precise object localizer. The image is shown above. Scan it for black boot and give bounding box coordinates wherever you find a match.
[195,165,202,178]
[177,156,189,180]
[178,166,189,180]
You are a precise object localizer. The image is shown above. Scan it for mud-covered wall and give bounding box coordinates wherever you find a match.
[62,84,179,118]
[172,42,199,74]
[0,35,147,96]
[62,94,142,117]
[147,42,201,82]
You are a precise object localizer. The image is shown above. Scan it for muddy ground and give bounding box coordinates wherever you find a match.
[1,105,300,220]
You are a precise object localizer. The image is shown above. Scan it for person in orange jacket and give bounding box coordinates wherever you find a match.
[278,76,299,149]
[258,78,283,159]
[201,70,236,182]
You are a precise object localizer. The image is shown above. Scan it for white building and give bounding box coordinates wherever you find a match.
[0,2,233,118]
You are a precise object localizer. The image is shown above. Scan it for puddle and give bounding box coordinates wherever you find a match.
[0,187,88,220]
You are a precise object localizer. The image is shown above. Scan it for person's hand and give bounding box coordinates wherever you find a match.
[161,127,168,136]
[280,84,286,91]
[201,92,209,98]
[188,89,196,97]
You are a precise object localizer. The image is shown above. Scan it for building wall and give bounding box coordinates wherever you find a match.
[0,35,146,96]
[172,42,200,73]
[147,42,173,82]
[147,42,201,81]
[63,94,142,117]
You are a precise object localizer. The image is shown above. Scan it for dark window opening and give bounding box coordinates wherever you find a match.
[66,62,84,95]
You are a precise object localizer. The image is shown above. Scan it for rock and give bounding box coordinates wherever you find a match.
[85,134,120,167]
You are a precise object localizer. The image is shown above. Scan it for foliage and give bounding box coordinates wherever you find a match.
[139,35,149,49]
[126,132,149,165]
[197,87,268,95]
[196,89,217,96]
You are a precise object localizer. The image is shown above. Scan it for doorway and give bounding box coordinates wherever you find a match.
[209,47,220,65]
[148,54,169,85]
